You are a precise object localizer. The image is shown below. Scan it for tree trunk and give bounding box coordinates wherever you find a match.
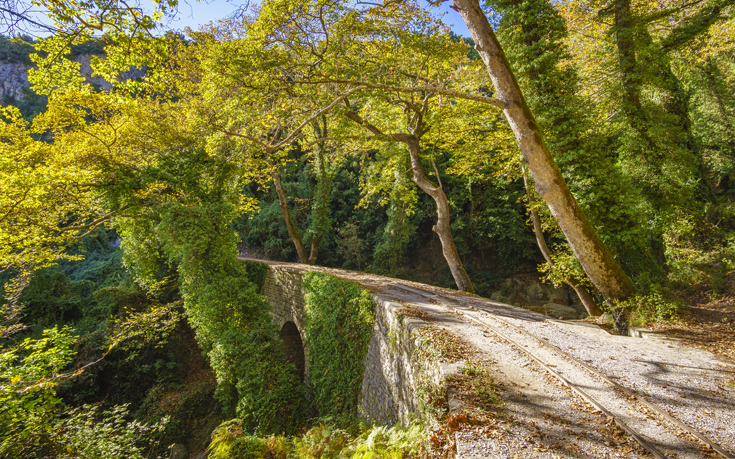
[522,168,603,316]
[451,0,635,305]
[343,108,474,293]
[307,120,333,265]
[406,137,475,294]
[271,168,311,264]
[612,0,653,146]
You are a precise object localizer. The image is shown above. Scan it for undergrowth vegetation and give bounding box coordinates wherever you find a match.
[614,293,684,327]
[208,419,431,459]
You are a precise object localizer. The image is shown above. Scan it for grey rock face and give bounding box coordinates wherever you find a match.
[0,54,146,102]
[545,303,585,320]
[169,443,188,459]
[524,282,546,301]
[0,62,30,100]
[549,287,571,306]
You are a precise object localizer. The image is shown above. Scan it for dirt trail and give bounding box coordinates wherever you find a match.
[246,259,735,458]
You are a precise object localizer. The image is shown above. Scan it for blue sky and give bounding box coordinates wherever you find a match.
[154,0,471,37]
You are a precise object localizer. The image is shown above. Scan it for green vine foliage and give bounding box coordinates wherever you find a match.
[370,153,417,276]
[240,260,269,292]
[137,200,306,434]
[372,196,414,276]
[303,273,375,420]
[102,118,307,434]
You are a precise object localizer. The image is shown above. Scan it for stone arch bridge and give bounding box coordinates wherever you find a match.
[242,258,735,458]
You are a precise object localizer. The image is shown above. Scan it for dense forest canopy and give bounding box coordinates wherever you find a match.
[1,0,734,455]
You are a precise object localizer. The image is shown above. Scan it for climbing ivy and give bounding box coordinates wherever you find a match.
[303,273,375,420]
[123,197,307,435]
[240,260,269,293]
[93,107,309,434]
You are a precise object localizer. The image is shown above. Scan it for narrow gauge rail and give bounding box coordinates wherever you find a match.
[253,260,734,458]
[380,281,734,459]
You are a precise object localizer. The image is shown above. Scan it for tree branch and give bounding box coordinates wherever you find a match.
[343,108,412,143]
[210,86,366,152]
[289,78,507,109]
[61,210,118,233]
[431,157,443,190]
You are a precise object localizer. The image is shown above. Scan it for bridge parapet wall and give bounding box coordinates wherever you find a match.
[358,296,442,424]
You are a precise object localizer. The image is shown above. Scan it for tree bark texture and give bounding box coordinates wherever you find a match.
[451,0,635,304]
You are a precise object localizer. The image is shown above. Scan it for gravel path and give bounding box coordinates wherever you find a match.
[386,291,655,458]
[452,293,735,456]
[247,260,735,458]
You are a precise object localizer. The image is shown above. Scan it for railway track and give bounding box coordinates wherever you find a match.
[377,281,735,459]
[251,260,734,458]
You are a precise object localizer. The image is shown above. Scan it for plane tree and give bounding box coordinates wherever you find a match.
[323,5,490,292]
[231,0,638,317]
[191,21,359,265]
[11,0,640,319]
[235,0,517,291]
[340,93,479,293]
[445,0,637,322]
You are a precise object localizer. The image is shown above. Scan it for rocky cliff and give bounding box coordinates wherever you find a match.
[0,61,29,100]
[0,54,145,101]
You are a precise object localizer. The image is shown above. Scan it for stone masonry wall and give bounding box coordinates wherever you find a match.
[257,262,442,426]
[357,295,442,425]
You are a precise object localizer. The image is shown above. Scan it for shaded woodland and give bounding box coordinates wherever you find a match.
[1,0,734,455]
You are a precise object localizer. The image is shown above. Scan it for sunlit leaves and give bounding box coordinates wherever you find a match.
[107,303,183,358]
[0,106,99,274]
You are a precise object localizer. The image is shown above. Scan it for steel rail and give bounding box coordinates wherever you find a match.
[383,282,734,459]
[244,261,733,458]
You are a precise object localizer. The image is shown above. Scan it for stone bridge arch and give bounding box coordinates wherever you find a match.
[248,260,441,426]
[261,266,311,386]
[279,321,306,382]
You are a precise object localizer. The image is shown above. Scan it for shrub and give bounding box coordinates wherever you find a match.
[615,292,683,326]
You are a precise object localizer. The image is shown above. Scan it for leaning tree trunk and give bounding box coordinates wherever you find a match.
[451,0,635,308]
[271,168,311,264]
[522,168,603,316]
[406,137,475,294]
